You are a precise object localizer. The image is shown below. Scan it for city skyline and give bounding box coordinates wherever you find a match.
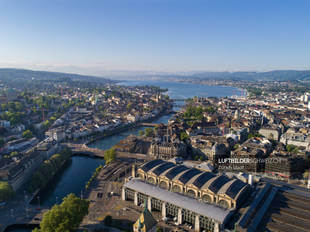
[0,0,310,76]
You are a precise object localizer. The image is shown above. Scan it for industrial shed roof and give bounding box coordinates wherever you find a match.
[124,178,232,223]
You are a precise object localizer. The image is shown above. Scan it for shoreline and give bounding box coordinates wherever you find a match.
[84,106,175,147]
[28,157,70,205]
[119,79,246,97]
[27,106,176,205]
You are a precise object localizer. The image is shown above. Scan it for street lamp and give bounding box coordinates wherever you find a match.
[26,207,29,219]
[37,196,40,209]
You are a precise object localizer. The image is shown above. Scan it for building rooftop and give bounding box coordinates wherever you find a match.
[124,178,232,223]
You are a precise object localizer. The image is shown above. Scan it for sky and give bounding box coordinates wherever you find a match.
[0,0,309,75]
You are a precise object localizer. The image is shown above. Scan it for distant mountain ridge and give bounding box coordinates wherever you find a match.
[0,68,310,82]
[105,70,310,81]
[0,68,114,83]
[163,70,310,81]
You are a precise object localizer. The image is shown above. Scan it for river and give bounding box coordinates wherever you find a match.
[5,81,242,232]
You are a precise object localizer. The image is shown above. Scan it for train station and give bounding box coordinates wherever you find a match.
[121,159,251,232]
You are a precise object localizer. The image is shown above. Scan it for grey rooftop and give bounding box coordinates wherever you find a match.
[124,178,232,223]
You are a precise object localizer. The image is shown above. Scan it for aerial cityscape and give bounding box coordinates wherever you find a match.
[1,1,310,232]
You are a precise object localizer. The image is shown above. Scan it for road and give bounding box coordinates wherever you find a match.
[0,199,48,232]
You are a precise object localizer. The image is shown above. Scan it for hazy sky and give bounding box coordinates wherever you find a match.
[0,0,309,75]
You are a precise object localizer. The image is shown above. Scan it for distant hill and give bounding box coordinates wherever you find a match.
[173,70,310,81]
[1,68,310,82]
[106,70,310,82]
[0,68,114,83]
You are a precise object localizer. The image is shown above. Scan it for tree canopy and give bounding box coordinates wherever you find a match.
[33,193,89,232]
[28,148,72,193]
[22,129,34,139]
[182,104,215,122]
[104,215,113,226]
[0,181,14,202]
[104,148,116,164]
[286,144,299,154]
[138,130,145,136]
[180,132,189,141]
[144,127,154,137]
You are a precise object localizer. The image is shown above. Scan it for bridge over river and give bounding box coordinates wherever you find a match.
[139,122,160,127]
[65,143,105,158]
[65,143,152,161]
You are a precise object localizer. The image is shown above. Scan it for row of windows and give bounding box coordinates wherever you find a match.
[166,202,179,217]
[125,188,135,201]
[151,198,163,211]
[183,209,196,224]
[143,175,232,209]
[200,216,215,231]
[138,192,148,205]
[124,188,215,231]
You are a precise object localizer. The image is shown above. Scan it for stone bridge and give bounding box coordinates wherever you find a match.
[65,143,105,158]
[171,98,188,101]
[140,122,160,127]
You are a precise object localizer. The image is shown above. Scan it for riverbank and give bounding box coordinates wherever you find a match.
[28,107,173,208]
[3,224,38,232]
[3,82,245,232]
[84,106,174,146]
[27,149,72,196]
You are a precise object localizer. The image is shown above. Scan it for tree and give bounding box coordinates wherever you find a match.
[0,181,14,202]
[42,120,51,129]
[204,106,215,114]
[233,144,239,150]
[247,87,262,97]
[248,131,263,139]
[145,128,154,137]
[138,130,145,136]
[104,148,116,164]
[28,149,72,193]
[303,170,310,180]
[286,144,299,154]
[126,102,133,111]
[23,130,34,139]
[180,132,189,141]
[34,193,89,232]
[9,151,19,157]
[104,215,113,226]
